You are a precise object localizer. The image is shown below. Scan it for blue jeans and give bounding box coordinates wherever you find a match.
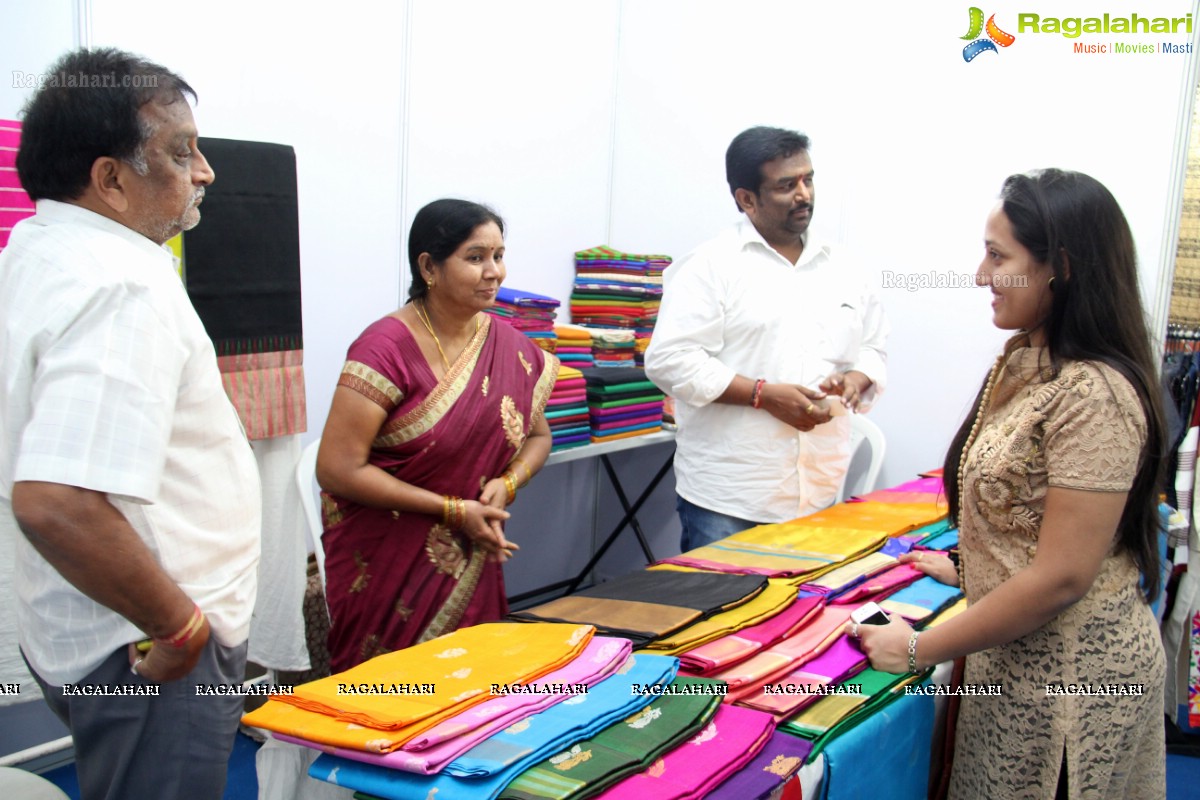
[676,494,763,553]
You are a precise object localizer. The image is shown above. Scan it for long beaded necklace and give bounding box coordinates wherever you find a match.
[955,355,1003,587]
[415,300,478,372]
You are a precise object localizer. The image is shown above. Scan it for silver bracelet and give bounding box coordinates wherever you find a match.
[907,631,921,674]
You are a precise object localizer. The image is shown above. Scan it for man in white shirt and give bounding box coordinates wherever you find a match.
[0,48,260,798]
[645,126,888,551]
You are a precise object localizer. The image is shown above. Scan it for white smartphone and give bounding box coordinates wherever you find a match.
[850,601,891,626]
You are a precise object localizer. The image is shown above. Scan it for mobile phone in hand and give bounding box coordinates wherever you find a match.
[850,601,891,626]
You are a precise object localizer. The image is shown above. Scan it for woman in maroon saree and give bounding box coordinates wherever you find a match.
[316,199,558,672]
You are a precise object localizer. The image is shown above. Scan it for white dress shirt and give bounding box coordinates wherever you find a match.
[0,200,261,685]
[645,219,888,523]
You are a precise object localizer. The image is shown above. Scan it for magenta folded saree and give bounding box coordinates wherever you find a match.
[716,604,855,703]
[854,476,945,504]
[274,636,632,774]
[738,634,868,721]
[591,704,775,800]
[830,563,924,604]
[677,595,824,676]
[703,729,812,799]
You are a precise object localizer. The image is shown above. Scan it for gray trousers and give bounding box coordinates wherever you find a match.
[25,637,248,800]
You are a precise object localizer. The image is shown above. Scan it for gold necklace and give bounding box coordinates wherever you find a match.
[415,300,479,372]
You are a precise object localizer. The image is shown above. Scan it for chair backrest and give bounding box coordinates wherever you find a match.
[838,414,887,502]
[295,437,326,588]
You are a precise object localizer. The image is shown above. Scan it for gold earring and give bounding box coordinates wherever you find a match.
[1048,276,1055,290]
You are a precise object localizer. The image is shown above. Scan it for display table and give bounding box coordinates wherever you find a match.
[509,430,676,603]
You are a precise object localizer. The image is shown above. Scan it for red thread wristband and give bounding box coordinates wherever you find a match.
[156,603,204,649]
[751,379,766,409]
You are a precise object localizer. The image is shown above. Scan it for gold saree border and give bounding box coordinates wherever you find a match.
[375,315,492,448]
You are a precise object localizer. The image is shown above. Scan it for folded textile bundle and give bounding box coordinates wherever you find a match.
[580,367,664,443]
[637,579,797,656]
[713,604,856,703]
[487,286,561,334]
[275,636,633,775]
[0,120,35,254]
[309,653,680,800]
[657,499,947,581]
[510,570,768,647]
[547,364,591,451]
[779,668,929,762]
[877,576,963,625]
[579,325,637,369]
[554,324,595,368]
[570,245,671,366]
[241,622,593,751]
[499,677,726,800]
[737,634,868,721]
[704,729,812,799]
[591,703,776,800]
[677,594,825,677]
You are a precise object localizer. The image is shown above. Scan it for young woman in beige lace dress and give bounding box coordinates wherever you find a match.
[855,169,1167,799]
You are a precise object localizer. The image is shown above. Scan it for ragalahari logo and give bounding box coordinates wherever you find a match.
[962,7,1016,61]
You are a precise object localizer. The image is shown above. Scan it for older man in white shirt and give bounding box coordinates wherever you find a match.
[0,48,260,799]
[646,126,888,551]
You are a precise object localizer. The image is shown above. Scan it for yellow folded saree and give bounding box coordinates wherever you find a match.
[242,622,593,751]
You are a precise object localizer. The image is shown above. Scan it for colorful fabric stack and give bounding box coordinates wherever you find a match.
[704,729,811,799]
[510,570,768,648]
[779,667,929,761]
[308,652,680,800]
[592,703,775,799]
[581,368,664,443]
[499,677,726,800]
[637,579,798,657]
[240,622,594,752]
[274,636,633,775]
[487,286,560,353]
[553,324,594,368]
[654,499,947,582]
[545,365,590,452]
[0,120,35,254]
[570,245,670,365]
[675,594,825,677]
[584,326,637,368]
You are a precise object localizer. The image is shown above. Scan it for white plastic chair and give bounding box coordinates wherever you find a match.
[295,437,326,588]
[838,414,887,502]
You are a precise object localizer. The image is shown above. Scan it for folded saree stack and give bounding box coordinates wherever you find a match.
[498,677,726,800]
[274,635,633,774]
[240,622,594,751]
[510,569,768,647]
[656,499,948,582]
[570,245,670,365]
[308,652,680,800]
[553,324,594,368]
[591,703,776,799]
[546,364,591,452]
[579,367,664,443]
[0,120,35,254]
[486,286,561,352]
[582,326,637,369]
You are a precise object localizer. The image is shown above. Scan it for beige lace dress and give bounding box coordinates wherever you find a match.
[949,343,1166,799]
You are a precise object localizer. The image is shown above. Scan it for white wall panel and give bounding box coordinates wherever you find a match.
[611,0,1198,487]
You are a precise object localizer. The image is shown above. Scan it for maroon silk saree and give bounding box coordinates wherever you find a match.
[322,315,557,671]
